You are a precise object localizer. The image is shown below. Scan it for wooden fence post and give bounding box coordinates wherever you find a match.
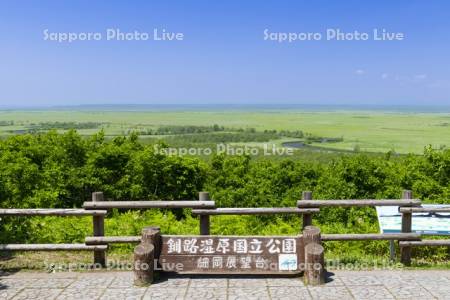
[305,243,325,285]
[400,190,413,265]
[142,226,161,258]
[301,191,313,230]
[92,192,106,267]
[303,225,324,285]
[134,227,158,286]
[301,225,321,273]
[199,192,210,235]
[303,225,321,246]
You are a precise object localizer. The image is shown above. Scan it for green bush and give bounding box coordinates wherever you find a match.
[0,131,449,263]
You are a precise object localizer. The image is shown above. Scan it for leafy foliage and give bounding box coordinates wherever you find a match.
[0,131,449,262]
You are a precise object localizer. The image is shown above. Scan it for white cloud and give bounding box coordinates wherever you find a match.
[354,69,365,75]
[381,73,388,79]
[414,74,427,80]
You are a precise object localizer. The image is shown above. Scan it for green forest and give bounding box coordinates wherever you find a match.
[0,130,449,267]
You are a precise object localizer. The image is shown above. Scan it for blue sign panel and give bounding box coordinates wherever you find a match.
[376,204,450,235]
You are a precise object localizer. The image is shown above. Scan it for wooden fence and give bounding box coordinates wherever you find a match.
[1,190,448,266]
[0,192,216,266]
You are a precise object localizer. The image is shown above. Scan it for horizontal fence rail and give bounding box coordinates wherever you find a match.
[322,233,421,241]
[399,207,450,213]
[0,208,107,216]
[0,244,108,251]
[85,233,422,245]
[297,199,422,207]
[85,236,141,245]
[400,240,450,247]
[192,207,319,215]
[83,200,216,209]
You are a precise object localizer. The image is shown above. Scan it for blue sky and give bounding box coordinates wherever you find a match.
[0,1,449,107]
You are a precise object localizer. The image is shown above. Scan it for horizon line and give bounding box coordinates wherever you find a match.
[1,103,450,113]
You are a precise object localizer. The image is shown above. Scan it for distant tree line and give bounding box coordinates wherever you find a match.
[0,121,14,126]
[126,125,345,144]
[28,122,105,130]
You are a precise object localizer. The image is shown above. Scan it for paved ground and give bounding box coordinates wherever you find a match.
[1,269,449,299]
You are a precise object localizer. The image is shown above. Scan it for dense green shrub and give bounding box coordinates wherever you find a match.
[0,131,449,262]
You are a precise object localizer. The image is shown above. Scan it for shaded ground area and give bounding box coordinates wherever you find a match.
[1,269,449,299]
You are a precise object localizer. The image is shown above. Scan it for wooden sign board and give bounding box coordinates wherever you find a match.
[159,235,304,274]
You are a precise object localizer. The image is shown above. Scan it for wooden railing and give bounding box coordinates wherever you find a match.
[0,191,217,266]
[297,190,449,265]
[0,207,108,254]
[1,190,449,267]
[84,190,427,267]
[398,205,450,264]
